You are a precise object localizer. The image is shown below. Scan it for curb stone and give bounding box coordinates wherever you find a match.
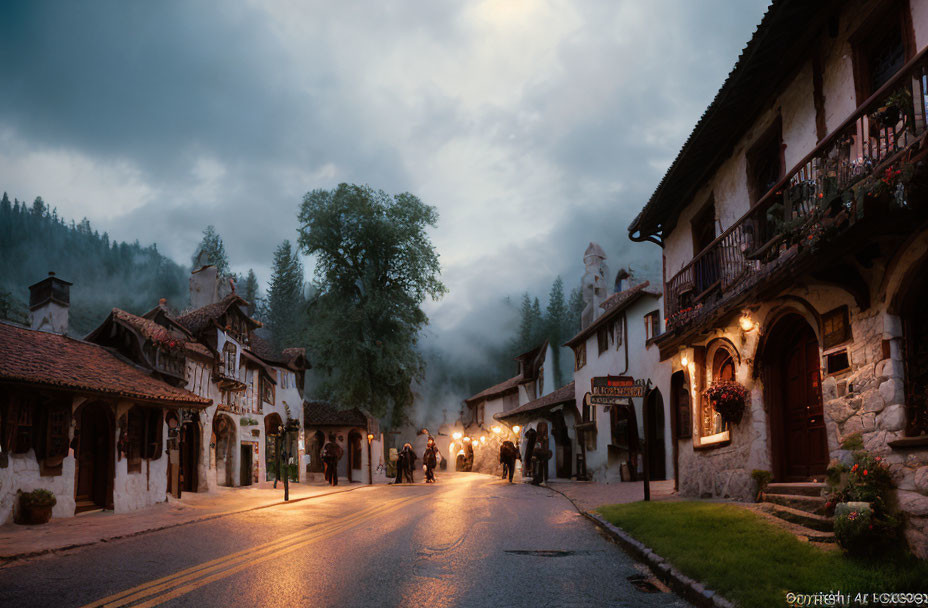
[535,483,737,608]
[585,511,737,608]
[0,484,367,564]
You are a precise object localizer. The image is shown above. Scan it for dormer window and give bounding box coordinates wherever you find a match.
[852,4,914,103]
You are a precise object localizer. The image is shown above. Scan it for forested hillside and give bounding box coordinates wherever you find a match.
[0,193,188,336]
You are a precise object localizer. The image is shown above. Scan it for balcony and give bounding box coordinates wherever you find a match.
[664,47,928,335]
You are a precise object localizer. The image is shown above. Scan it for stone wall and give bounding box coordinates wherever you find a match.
[0,451,76,525]
[822,309,928,558]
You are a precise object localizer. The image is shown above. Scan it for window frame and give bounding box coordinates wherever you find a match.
[574,343,587,370]
[851,2,915,106]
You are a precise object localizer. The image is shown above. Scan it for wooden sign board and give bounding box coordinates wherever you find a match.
[591,375,647,398]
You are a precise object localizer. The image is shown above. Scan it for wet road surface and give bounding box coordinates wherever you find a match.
[0,473,692,608]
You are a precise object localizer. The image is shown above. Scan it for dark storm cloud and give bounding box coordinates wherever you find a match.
[0,0,771,359]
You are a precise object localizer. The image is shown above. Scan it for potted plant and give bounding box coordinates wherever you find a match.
[751,469,772,502]
[703,380,749,424]
[19,489,57,525]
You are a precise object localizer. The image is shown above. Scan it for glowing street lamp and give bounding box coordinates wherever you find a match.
[479,436,486,444]
[491,425,501,434]
[512,425,521,434]
[739,312,758,332]
[452,431,462,440]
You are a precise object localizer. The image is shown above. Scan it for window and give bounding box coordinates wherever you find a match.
[597,326,609,355]
[747,118,784,204]
[852,4,913,103]
[826,350,851,376]
[477,402,485,426]
[613,317,624,349]
[691,199,717,256]
[223,342,237,378]
[14,399,35,454]
[262,376,275,404]
[574,343,587,370]
[702,348,735,438]
[127,407,144,472]
[822,306,851,350]
[644,311,661,342]
[146,409,163,460]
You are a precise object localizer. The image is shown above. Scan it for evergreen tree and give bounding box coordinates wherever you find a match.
[191,225,230,276]
[266,241,305,350]
[567,286,585,334]
[241,269,260,316]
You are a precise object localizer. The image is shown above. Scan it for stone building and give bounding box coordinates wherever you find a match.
[303,401,385,483]
[627,0,928,556]
[0,274,210,524]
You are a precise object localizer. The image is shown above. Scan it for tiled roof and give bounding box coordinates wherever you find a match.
[496,382,576,420]
[248,333,287,365]
[0,321,211,407]
[185,341,213,358]
[111,308,187,348]
[175,294,261,336]
[628,0,824,242]
[464,374,522,405]
[564,282,659,347]
[303,401,369,427]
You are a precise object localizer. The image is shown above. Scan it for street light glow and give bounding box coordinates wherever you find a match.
[480,436,486,444]
[491,425,501,434]
[452,431,462,440]
[512,425,521,434]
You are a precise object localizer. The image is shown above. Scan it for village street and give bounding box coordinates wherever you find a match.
[0,473,690,608]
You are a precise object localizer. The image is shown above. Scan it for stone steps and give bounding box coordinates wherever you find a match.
[765,482,827,497]
[757,502,834,532]
[761,492,827,515]
[750,504,837,545]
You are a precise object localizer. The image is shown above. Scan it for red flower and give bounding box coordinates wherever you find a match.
[852,464,858,472]
[863,469,868,476]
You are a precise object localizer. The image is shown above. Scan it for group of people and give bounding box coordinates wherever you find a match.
[498,428,551,485]
[393,436,442,484]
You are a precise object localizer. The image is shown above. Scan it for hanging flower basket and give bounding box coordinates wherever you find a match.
[703,381,749,424]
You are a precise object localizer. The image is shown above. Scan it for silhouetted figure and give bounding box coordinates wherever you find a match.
[499,440,520,483]
[423,437,441,483]
[321,434,343,486]
[532,441,551,486]
[393,447,407,484]
[401,442,416,483]
[523,428,537,482]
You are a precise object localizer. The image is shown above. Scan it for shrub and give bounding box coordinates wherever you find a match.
[834,502,874,554]
[751,469,772,501]
[20,489,57,508]
[841,432,864,451]
[828,450,900,556]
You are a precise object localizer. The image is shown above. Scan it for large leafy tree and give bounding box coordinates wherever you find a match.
[191,225,230,276]
[297,184,446,423]
[265,241,305,350]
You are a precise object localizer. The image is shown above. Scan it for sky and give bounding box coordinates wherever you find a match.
[0,0,771,367]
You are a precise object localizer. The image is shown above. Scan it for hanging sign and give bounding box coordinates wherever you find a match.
[591,376,648,399]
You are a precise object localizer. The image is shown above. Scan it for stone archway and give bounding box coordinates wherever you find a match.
[212,414,236,487]
[762,313,828,481]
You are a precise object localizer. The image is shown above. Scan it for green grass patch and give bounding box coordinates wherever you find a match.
[597,501,928,608]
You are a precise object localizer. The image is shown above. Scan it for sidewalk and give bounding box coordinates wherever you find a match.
[545,479,678,512]
[0,480,370,562]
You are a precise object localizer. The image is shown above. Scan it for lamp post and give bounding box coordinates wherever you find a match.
[367,433,374,485]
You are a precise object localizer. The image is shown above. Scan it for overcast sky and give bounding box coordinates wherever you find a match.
[0,0,770,352]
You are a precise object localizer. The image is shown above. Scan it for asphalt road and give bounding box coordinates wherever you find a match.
[0,473,692,608]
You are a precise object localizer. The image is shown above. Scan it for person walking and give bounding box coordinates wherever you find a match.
[393,446,407,484]
[423,437,441,483]
[499,440,520,483]
[401,443,416,483]
[321,434,343,486]
[532,440,551,486]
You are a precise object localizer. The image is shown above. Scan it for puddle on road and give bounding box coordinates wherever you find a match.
[503,549,598,557]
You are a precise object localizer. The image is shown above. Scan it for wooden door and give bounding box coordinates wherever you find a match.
[76,406,113,510]
[181,423,199,492]
[240,444,252,486]
[646,391,666,481]
[782,326,828,479]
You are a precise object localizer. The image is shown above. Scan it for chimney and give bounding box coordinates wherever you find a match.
[29,271,71,334]
[189,265,219,309]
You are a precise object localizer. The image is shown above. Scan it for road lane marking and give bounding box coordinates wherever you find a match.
[131,494,430,608]
[80,494,423,608]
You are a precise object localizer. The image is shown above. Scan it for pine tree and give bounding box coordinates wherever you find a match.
[191,225,230,276]
[241,269,260,316]
[266,241,305,350]
[567,286,585,335]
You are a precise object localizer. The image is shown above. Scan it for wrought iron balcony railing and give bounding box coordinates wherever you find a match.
[665,46,928,331]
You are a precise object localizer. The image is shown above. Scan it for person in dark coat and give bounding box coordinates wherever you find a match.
[499,440,520,483]
[423,437,441,483]
[393,446,407,484]
[321,434,343,486]
[522,428,537,481]
[532,440,551,486]
[401,443,416,483]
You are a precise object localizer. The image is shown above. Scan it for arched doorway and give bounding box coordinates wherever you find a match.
[75,403,115,512]
[309,430,325,473]
[610,402,640,481]
[551,413,572,479]
[347,430,362,482]
[264,413,283,482]
[181,420,200,492]
[212,415,235,487]
[764,313,828,481]
[645,389,666,481]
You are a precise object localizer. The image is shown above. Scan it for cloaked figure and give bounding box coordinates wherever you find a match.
[423,437,441,483]
[321,434,343,486]
[401,443,416,483]
[499,440,520,483]
[531,440,551,486]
